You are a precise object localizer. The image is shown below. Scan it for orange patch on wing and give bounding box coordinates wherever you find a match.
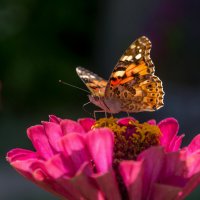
[111,78,121,86]
[125,64,137,77]
[138,69,149,76]
[120,76,134,84]
[132,62,147,74]
[93,80,107,87]
[125,61,148,77]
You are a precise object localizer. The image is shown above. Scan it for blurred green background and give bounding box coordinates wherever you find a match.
[1,0,200,199]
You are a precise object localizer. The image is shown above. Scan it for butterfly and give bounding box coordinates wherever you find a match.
[76,36,164,114]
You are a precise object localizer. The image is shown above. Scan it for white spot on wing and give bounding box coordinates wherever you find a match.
[90,75,96,79]
[114,70,125,77]
[130,44,136,49]
[81,75,90,79]
[127,55,133,61]
[135,54,142,60]
[121,55,128,61]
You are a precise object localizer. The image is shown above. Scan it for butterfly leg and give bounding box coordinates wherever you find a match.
[126,112,130,117]
[109,113,113,118]
[105,112,108,118]
[93,110,107,120]
[82,102,92,116]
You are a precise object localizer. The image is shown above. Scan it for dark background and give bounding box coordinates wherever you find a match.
[1,0,200,199]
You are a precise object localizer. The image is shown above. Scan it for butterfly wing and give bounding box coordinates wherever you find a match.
[76,66,107,97]
[105,36,164,112]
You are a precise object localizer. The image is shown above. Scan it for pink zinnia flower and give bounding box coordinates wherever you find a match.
[6,115,200,200]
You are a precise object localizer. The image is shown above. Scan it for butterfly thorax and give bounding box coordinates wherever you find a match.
[88,95,121,113]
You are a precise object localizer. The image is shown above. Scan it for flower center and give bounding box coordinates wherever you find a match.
[93,117,161,166]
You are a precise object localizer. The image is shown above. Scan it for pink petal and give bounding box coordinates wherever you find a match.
[158,150,188,186]
[11,157,77,200]
[169,134,184,152]
[19,159,82,200]
[58,163,105,200]
[31,165,76,200]
[7,149,45,182]
[56,163,89,200]
[188,134,200,154]
[40,180,75,200]
[150,183,181,200]
[27,125,54,160]
[119,160,143,200]
[59,132,92,175]
[147,119,156,125]
[42,122,63,151]
[30,160,49,181]
[78,118,95,132]
[92,169,121,200]
[87,128,114,173]
[10,157,44,181]
[117,117,135,126]
[49,115,62,124]
[60,119,85,135]
[178,172,200,199]
[157,149,200,187]
[35,176,75,200]
[6,148,37,162]
[158,118,180,152]
[137,146,165,198]
[44,154,74,178]
[184,152,200,177]
[71,170,104,200]
[55,178,84,200]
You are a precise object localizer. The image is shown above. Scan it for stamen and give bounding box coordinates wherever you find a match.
[92,117,127,134]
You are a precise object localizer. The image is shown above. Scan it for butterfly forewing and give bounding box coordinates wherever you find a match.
[105,36,164,112]
[76,67,107,97]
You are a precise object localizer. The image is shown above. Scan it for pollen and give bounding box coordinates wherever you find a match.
[92,117,127,134]
[93,117,161,167]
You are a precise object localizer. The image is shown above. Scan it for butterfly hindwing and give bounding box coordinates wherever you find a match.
[105,36,164,112]
[76,67,107,97]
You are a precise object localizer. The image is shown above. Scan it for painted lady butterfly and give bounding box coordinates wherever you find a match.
[76,36,164,114]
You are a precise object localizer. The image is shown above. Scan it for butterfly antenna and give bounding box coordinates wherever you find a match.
[59,80,90,94]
